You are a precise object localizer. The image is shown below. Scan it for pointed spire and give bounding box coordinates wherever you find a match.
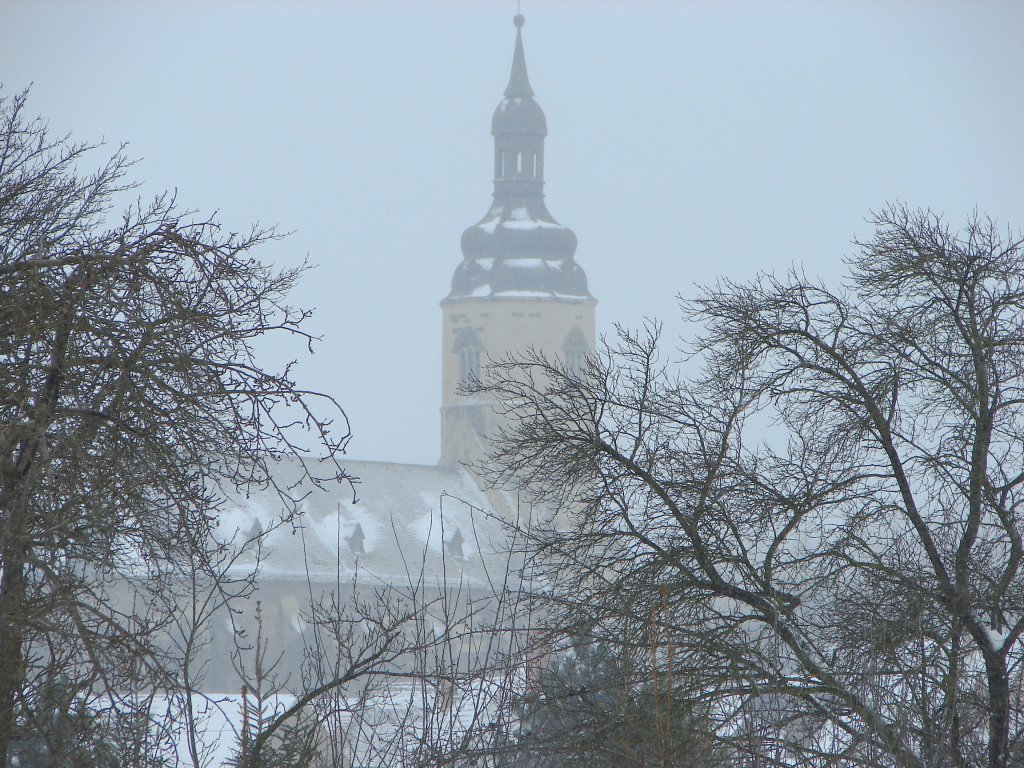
[504,14,534,98]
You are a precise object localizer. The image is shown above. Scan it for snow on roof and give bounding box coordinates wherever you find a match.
[477,216,500,234]
[499,218,562,230]
[217,457,518,590]
[462,285,592,300]
[475,215,562,234]
[503,257,544,268]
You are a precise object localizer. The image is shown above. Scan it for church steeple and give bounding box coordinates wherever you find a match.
[447,14,590,301]
[440,15,596,468]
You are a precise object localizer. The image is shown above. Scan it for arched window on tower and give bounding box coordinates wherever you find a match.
[453,327,483,385]
[563,327,588,374]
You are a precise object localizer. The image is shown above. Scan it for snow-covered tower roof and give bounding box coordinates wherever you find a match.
[448,14,591,301]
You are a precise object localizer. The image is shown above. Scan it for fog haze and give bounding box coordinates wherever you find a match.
[3,0,1022,465]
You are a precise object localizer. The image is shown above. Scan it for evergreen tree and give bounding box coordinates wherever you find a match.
[516,637,722,768]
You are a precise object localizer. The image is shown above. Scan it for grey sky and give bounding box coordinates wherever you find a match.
[3,1,1022,465]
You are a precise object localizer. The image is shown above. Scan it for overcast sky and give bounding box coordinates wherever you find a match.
[3,1,1022,466]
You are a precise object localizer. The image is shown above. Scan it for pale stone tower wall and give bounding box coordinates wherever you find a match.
[440,15,596,468]
[440,297,596,467]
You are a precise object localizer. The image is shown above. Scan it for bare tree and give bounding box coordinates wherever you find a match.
[470,206,1024,768]
[229,499,537,768]
[0,88,550,768]
[0,89,349,766]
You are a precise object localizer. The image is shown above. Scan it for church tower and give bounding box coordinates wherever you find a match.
[440,14,596,467]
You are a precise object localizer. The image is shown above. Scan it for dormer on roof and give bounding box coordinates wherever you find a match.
[347,522,365,555]
[444,528,465,560]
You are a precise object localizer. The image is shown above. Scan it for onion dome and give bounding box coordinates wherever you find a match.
[447,14,592,302]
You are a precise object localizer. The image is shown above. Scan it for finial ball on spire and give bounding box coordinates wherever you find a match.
[513,13,525,28]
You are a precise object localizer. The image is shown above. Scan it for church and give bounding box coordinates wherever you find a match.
[201,14,594,719]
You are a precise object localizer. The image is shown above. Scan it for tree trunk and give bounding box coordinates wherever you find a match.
[0,470,32,766]
[0,310,69,765]
[985,650,1010,768]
